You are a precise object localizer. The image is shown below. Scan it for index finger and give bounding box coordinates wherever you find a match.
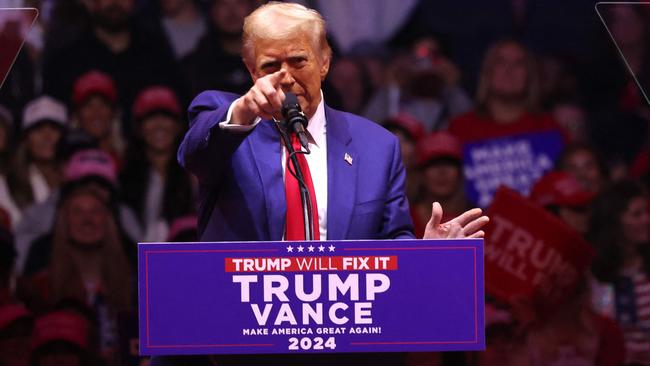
[446,208,484,227]
[265,69,287,86]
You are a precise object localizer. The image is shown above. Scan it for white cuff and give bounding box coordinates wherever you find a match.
[218,98,261,132]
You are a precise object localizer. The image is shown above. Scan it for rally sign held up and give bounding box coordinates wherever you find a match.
[463,130,564,207]
[138,239,485,355]
[484,187,594,312]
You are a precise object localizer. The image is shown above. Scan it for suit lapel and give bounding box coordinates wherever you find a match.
[247,120,286,241]
[325,107,357,240]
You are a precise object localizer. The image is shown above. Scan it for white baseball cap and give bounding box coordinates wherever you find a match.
[22,96,68,131]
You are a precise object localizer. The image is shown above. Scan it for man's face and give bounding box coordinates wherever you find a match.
[92,0,134,33]
[558,206,590,235]
[423,160,462,199]
[562,149,602,192]
[489,43,528,100]
[250,35,330,119]
[211,0,251,36]
[161,0,189,17]
[67,193,110,247]
[76,96,114,140]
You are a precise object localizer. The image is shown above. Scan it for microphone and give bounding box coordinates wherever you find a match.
[281,92,310,153]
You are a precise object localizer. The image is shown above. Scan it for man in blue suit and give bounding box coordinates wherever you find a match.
[159,2,487,365]
[179,2,487,243]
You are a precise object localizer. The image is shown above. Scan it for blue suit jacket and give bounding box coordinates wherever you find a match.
[178,90,414,242]
[161,90,412,366]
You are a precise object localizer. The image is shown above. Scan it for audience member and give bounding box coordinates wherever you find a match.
[0,211,15,305]
[0,96,67,227]
[603,4,650,114]
[551,103,589,144]
[184,0,255,97]
[0,105,14,172]
[0,106,15,227]
[19,149,141,276]
[42,0,182,132]
[0,304,33,366]
[120,86,194,242]
[448,40,561,143]
[327,57,374,115]
[383,113,425,203]
[17,182,133,363]
[156,0,208,62]
[557,143,609,194]
[30,310,94,366]
[167,214,197,242]
[365,34,472,131]
[589,180,650,365]
[71,70,125,167]
[524,281,626,366]
[530,171,595,235]
[411,132,472,238]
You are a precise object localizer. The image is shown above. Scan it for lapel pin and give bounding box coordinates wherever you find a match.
[344,153,353,165]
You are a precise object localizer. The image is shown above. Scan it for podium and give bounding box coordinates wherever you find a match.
[138,239,485,356]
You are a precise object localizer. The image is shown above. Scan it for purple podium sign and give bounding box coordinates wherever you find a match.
[138,239,485,356]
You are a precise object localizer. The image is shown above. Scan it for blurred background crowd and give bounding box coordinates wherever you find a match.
[0,0,649,365]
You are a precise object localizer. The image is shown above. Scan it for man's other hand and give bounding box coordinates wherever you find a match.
[423,202,489,239]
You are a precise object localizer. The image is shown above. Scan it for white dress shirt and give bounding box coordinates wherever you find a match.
[220,94,329,240]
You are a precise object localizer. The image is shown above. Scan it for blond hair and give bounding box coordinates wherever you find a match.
[242,2,331,69]
[50,186,132,312]
[475,39,540,114]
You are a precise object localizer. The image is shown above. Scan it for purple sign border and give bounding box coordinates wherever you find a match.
[138,239,485,355]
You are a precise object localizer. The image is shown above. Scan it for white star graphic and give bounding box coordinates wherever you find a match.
[308,245,315,252]
[287,245,294,252]
[297,245,304,252]
[318,245,325,252]
[328,245,335,252]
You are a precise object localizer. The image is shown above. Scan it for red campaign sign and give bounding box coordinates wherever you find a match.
[225,256,399,272]
[484,187,594,311]
[0,8,38,89]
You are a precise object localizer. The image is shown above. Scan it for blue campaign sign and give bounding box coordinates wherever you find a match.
[138,239,485,356]
[462,130,564,207]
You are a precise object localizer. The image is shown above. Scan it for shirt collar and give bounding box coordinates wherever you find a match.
[306,90,326,148]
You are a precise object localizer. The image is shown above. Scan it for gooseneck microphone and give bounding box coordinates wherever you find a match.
[277,92,315,240]
[281,92,310,153]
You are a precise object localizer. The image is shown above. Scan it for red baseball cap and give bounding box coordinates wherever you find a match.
[167,215,198,241]
[416,131,463,166]
[132,86,181,120]
[72,70,118,106]
[485,303,512,327]
[32,311,89,350]
[530,171,596,208]
[0,206,11,230]
[384,113,425,142]
[63,149,117,186]
[0,304,31,330]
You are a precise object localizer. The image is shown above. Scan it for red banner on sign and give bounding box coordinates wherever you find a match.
[225,256,399,272]
[484,187,594,312]
[0,8,38,89]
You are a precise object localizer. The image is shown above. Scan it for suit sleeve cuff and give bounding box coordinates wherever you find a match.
[218,98,261,132]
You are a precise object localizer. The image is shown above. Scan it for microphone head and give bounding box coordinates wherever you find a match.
[281,91,307,130]
[282,92,300,112]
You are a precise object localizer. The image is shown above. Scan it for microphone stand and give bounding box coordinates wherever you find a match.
[277,123,315,241]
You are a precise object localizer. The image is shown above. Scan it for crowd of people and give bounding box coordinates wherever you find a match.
[0,0,648,365]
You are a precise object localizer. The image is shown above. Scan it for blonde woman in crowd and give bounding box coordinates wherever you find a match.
[0,96,67,228]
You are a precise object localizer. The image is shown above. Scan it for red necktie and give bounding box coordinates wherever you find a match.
[285,134,320,240]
